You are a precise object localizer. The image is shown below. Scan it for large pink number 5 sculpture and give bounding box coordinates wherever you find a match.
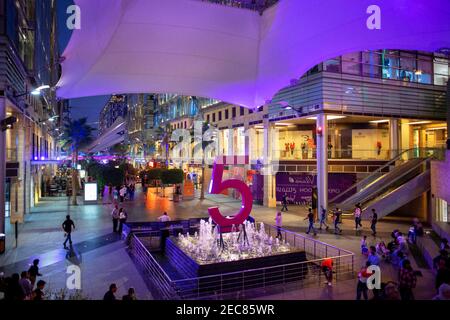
[208,161,253,230]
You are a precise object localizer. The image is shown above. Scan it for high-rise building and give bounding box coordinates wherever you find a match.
[98,95,128,136]
[0,0,62,233]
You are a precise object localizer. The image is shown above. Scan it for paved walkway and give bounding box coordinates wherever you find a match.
[0,186,438,300]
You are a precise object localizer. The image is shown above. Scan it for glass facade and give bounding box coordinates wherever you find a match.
[322,50,449,86]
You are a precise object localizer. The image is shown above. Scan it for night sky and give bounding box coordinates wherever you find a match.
[57,0,109,131]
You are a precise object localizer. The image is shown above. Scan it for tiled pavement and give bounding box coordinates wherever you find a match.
[0,186,438,300]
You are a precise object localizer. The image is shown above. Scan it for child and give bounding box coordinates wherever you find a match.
[376,241,390,261]
[361,236,369,255]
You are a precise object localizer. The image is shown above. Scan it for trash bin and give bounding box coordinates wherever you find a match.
[0,234,5,254]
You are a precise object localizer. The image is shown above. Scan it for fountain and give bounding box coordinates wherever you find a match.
[164,218,308,280]
[173,218,292,264]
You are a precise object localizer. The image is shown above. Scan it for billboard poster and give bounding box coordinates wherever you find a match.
[275,172,356,205]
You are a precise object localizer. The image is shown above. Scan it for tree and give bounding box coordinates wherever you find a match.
[61,117,94,205]
[192,120,214,200]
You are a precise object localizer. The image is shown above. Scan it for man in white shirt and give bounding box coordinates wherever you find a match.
[119,186,127,202]
[158,212,171,222]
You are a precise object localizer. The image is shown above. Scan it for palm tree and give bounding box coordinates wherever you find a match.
[190,97,214,200]
[61,117,94,205]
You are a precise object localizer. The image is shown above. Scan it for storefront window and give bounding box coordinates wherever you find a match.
[342,52,361,75]
[382,50,400,80]
[416,54,433,84]
[434,57,449,86]
[323,57,341,73]
[399,51,417,82]
[362,51,381,78]
[436,198,449,222]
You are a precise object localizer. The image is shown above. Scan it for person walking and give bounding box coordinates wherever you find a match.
[27,259,42,288]
[103,283,117,301]
[304,208,317,236]
[333,207,342,234]
[370,208,378,236]
[354,204,363,230]
[399,259,417,300]
[118,208,128,234]
[275,211,283,240]
[319,206,329,231]
[356,261,371,300]
[19,271,33,300]
[122,287,137,300]
[321,258,333,286]
[111,204,120,233]
[62,215,76,249]
[281,193,288,212]
[119,185,127,202]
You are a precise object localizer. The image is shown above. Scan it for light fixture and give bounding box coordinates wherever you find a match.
[275,122,293,126]
[369,119,390,124]
[31,85,50,96]
[406,121,432,125]
[426,127,447,131]
[307,115,346,120]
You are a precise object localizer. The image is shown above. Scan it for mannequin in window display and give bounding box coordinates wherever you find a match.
[290,142,295,156]
[285,143,290,157]
[302,142,308,159]
[376,141,382,156]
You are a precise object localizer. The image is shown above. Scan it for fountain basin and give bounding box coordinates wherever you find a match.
[165,236,308,298]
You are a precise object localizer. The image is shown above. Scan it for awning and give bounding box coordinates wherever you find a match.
[58,0,450,108]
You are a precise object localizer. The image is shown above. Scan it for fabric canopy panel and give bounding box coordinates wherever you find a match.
[58,0,450,108]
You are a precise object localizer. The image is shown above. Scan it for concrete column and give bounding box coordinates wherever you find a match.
[263,119,276,207]
[227,128,234,156]
[316,113,328,212]
[0,98,6,235]
[12,114,26,223]
[390,118,399,158]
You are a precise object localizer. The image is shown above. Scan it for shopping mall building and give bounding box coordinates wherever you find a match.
[151,49,450,225]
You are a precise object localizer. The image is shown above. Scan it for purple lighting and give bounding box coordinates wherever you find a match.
[57,0,450,108]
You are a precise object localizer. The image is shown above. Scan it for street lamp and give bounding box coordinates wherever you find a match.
[31,85,51,96]
[14,84,50,98]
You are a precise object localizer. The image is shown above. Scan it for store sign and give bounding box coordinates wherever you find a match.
[84,183,98,202]
[275,173,356,205]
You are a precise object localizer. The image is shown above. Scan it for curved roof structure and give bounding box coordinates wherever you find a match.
[57,0,450,108]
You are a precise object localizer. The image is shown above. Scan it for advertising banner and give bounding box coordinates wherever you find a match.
[276,173,356,205]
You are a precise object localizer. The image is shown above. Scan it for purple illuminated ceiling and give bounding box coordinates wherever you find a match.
[57,0,450,108]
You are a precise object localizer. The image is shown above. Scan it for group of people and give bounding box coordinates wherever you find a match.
[433,238,450,300]
[112,183,136,203]
[0,259,46,300]
[103,283,137,301]
[353,204,378,235]
[111,204,128,233]
[276,203,378,237]
[356,228,425,300]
